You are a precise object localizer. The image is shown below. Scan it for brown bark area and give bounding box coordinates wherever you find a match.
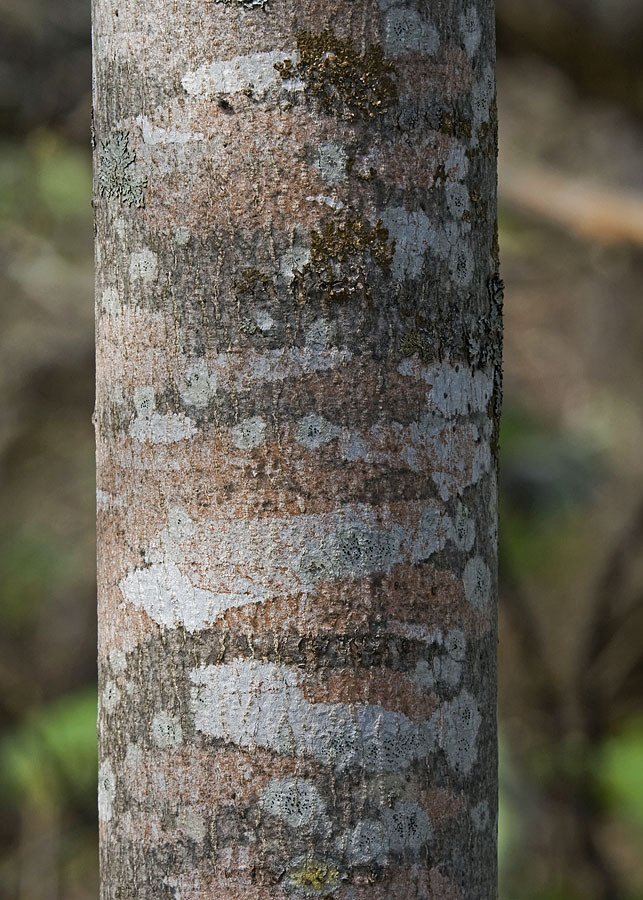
[93,0,500,897]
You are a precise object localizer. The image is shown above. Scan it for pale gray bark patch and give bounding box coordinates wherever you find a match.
[182,50,297,99]
[119,562,267,630]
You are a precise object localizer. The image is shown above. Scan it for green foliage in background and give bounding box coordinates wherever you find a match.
[601,720,643,832]
[0,689,97,809]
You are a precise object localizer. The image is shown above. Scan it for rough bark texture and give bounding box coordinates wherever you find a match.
[93,1,500,898]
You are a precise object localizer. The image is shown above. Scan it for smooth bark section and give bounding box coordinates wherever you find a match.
[93,0,500,897]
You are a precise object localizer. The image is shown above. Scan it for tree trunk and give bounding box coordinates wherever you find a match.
[93,1,500,898]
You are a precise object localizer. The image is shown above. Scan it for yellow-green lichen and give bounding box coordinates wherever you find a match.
[235,267,277,316]
[293,215,394,307]
[439,111,473,140]
[287,858,340,895]
[275,30,397,120]
[235,267,271,295]
[98,131,147,208]
[399,329,429,359]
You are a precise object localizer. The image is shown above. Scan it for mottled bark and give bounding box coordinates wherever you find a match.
[93,1,500,898]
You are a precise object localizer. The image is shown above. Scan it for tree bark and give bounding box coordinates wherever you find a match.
[93,1,500,898]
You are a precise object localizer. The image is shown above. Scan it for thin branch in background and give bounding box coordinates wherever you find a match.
[578,496,643,738]
[591,592,643,712]
[500,164,643,246]
[500,567,565,735]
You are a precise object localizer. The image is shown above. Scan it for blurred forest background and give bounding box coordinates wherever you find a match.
[1,1,643,898]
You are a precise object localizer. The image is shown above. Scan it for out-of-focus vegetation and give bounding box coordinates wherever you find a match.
[1,2,96,893]
[1,1,643,898]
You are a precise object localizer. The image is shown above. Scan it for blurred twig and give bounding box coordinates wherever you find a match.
[501,163,643,246]
[500,566,565,737]
[578,496,643,736]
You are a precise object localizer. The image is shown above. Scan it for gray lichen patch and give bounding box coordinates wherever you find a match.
[430,655,462,690]
[213,0,268,6]
[124,741,143,771]
[470,799,490,832]
[346,818,389,865]
[471,63,495,129]
[174,226,192,246]
[384,800,432,853]
[129,386,196,445]
[314,142,347,185]
[98,130,147,208]
[151,710,183,749]
[129,248,158,284]
[444,628,467,662]
[260,778,328,829]
[295,414,340,450]
[175,808,207,842]
[299,520,405,581]
[230,416,266,450]
[382,6,439,56]
[463,556,491,610]
[382,195,476,290]
[190,659,437,773]
[108,648,127,675]
[411,507,452,563]
[280,245,312,284]
[346,800,432,864]
[133,386,156,419]
[449,242,475,287]
[459,5,481,58]
[179,361,216,408]
[98,759,116,823]
[101,287,120,316]
[275,30,397,121]
[451,506,476,552]
[101,680,122,715]
[413,654,461,692]
[439,689,482,775]
[380,207,434,280]
[445,182,471,220]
